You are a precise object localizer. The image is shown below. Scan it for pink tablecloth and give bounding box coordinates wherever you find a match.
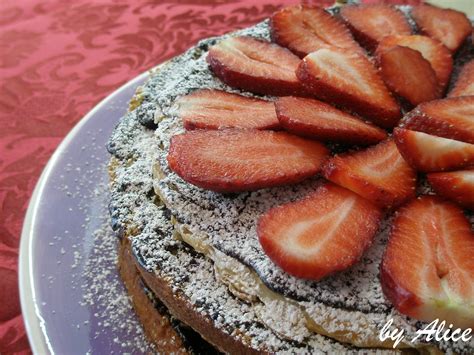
[0,0,419,353]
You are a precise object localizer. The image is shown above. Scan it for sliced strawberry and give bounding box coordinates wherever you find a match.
[167,130,329,193]
[270,5,363,58]
[274,96,387,145]
[411,4,472,52]
[449,60,474,98]
[207,36,305,96]
[376,35,453,90]
[339,4,411,52]
[322,139,416,208]
[402,96,474,144]
[296,48,400,128]
[381,196,474,329]
[393,128,474,173]
[174,89,279,130]
[428,170,474,210]
[258,182,382,280]
[379,46,441,106]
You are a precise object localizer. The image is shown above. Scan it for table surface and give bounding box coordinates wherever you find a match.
[0,0,425,353]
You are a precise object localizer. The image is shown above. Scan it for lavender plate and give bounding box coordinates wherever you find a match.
[19,71,155,354]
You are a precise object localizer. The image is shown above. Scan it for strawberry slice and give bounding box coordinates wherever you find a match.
[207,36,305,96]
[376,35,453,90]
[393,128,474,173]
[270,5,363,58]
[449,60,474,98]
[428,170,474,210]
[401,96,474,144]
[296,47,400,128]
[411,4,472,52]
[322,139,416,208]
[274,96,387,145]
[258,182,382,280]
[381,196,474,329]
[339,4,411,52]
[174,89,279,130]
[378,46,441,106]
[167,130,329,193]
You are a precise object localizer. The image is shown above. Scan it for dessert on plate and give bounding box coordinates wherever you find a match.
[107,3,474,353]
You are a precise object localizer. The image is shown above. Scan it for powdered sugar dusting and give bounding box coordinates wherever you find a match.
[46,124,155,353]
[80,210,154,353]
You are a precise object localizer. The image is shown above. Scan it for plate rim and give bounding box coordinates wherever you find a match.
[18,70,149,354]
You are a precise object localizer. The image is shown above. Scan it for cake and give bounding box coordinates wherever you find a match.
[107,3,474,354]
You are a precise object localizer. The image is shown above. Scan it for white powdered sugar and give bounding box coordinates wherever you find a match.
[80,213,154,353]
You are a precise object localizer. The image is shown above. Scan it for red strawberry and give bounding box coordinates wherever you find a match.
[428,170,474,210]
[449,60,474,98]
[381,196,474,329]
[339,4,412,52]
[401,96,474,144]
[296,48,400,128]
[270,5,363,58]
[174,89,279,130]
[378,46,441,106]
[207,36,305,96]
[322,139,417,208]
[167,130,329,193]
[274,96,387,145]
[411,4,472,52]
[376,35,453,91]
[393,128,474,173]
[258,182,382,280]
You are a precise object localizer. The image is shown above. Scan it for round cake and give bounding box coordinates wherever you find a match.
[107,3,474,354]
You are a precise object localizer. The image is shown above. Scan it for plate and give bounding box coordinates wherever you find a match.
[19,71,154,354]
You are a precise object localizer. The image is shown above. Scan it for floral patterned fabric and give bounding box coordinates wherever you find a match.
[0,0,419,353]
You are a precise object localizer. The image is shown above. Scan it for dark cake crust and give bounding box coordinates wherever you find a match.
[118,236,189,353]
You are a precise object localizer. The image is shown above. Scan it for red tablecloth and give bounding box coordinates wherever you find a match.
[0,0,420,353]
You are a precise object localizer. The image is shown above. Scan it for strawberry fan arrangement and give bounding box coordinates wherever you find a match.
[167,4,474,329]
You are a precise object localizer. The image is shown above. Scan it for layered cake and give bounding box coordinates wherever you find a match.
[107,3,474,353]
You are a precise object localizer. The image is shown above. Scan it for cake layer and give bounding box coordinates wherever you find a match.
[108,13,474,355]
[118,233,217,354]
